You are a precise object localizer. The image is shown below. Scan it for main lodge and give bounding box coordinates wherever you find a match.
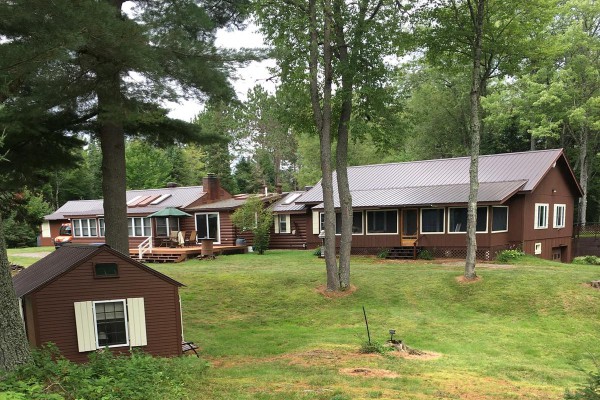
[42,149,582,262]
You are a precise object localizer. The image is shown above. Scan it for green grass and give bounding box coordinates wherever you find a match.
[7,246,54,267]
[8,247,600,398]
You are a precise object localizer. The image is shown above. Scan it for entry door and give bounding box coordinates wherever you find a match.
[401,209,418,246]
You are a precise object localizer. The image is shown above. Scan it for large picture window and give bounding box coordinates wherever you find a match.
[366,210,397,234]
[320,211,364,234]
[72,219,98,237]
[196,213,220,243]
[554,204,566,228]
[534,203,549,229]
[94,300,128,348]
[492,206,509,232]
[448,207,488,233]
[128,217,151,237]
[155,217,180,237]
[421,208,445,233]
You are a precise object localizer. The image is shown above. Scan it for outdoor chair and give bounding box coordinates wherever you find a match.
[167,231,179,247]
[185,230,197,246]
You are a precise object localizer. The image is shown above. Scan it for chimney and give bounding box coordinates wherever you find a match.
[202,173,220,201]
[275,183,282,194]
[304,186,313,191]
[166,182,179,188]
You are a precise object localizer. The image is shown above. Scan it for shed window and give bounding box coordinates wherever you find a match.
[448,207,488,233]
[534,203,549,229]
[421,208,445,233]
[94,263,118,278]
[95,300,128,347]
[554,204,566,228]
[492,206,509,232]
[72,219,98,237]
[366,210,398,234]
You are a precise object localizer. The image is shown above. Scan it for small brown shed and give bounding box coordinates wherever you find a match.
[12,244,184,363]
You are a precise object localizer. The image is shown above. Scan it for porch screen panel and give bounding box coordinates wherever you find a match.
[334,212,363,234]
[403,210,418,236]
[156,217,168,237]
[421,209,444,233]
[448,207,488,232]
[366,210,397,234]
[492,207,508,232]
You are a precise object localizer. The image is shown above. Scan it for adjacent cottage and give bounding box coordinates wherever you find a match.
[12,244,184,363]
[272,149,582,261]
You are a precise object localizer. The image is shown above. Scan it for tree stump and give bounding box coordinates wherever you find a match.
[590,280,600,289]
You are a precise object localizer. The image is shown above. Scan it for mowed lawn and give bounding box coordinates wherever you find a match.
[9,248,600,399]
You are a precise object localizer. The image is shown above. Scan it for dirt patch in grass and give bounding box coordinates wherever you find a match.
[339,367,399,378]
[315,284,357,298]
[389,349,442,361]
[455,275,482,284]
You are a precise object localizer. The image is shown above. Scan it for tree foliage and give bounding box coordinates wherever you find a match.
[231,196,272,254]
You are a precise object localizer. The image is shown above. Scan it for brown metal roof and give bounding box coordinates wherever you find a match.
[45,186,206,220]
[189,197,248,211]
[272,191,308,213]
[12,245,183,297]
[298,149,567,206]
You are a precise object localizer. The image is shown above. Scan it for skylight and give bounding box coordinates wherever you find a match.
[284,193,302,204]
[150,194,172,205]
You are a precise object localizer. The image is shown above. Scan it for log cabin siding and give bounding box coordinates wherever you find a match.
[270,214,308,249]
[27,252,182,363]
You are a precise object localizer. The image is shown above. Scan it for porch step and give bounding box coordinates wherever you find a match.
[386,247,420,260]
[129,252,187,263]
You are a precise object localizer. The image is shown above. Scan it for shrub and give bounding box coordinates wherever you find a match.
[418,249,434,260]
[376,248,389,259]
[313,246,323,256]
[496,249,526,263]
[359,341,390,355]
[572,256,600,266]
[564,360,600,399]
[0,344,197,400]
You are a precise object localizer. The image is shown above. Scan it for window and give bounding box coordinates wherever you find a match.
[366,210,398,234]
[492,206,508,232]
[98,218,105,237]
[534,242,542,255]
[72,219,98,237]
[319,211,364,234]
[196,213,220,243]
[74,298,147,352]
[534,203,549,229]
[554,204,566,228]
[279,214,289,233]
[448,207,488,233]
[128,217,151,237]
[421,208,445,233]
[155,217,180,237]
[94,300,128,347]
[94,263,118,278]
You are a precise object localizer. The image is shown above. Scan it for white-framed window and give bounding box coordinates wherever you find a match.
[128,217,151,237]
[93,300,129,348]
[534,203,549,229]
[448,207,488,233]
[73,298,147,352]
[366,210,398,234]
[420,208,445,234]
[319,211,364,235]
[491,206,509,232]
[155,217,180,237]
[534,242,542,255]
[98,218,105,237]
[274,214,291,234]
[195,213,220,244]
[72,219,98,237]
[554,204,566,228]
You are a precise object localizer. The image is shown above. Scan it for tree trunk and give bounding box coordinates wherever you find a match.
[465,0,485,280]
[0,212,31,372]
[309,0,339,291]
[332,0,353,290]
[578,127,588,226]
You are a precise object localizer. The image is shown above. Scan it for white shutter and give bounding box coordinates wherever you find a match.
[127,297,147,347]
[285,215,291,233]
[74,301,96,352]
[41,222,51,238]
[274,216,280,234]
[312,211,320,235]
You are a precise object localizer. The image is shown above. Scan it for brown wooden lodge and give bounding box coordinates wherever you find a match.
[41,149,582,262]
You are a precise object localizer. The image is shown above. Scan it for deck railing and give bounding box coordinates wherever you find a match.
[138,237,153,259]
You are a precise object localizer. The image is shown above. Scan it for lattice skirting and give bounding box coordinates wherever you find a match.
[347,246,512,260]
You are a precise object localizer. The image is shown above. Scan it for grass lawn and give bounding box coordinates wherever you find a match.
[8,248,600,399]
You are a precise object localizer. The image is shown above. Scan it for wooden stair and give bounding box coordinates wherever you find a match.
[386,246,420,260]
[129,252,187,263]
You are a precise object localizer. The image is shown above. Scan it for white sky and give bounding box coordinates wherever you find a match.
[165,25,276,122]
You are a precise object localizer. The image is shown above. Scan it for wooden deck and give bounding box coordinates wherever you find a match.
[129,244,248,263]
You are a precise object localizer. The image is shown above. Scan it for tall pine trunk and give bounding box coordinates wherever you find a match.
[0,212,31,372]
[578,127,588,226]
[465,0,485,280]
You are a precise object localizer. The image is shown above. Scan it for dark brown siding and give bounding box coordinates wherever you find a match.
[29,252,182,363]
[270,214,308,249]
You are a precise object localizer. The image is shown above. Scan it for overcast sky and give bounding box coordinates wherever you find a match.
[165,25,276,122]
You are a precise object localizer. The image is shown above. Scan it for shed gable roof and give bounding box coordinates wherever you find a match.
[298,149,580,207]
[12,245,183,298]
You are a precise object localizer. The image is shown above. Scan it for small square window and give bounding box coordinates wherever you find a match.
[95,263,119,278]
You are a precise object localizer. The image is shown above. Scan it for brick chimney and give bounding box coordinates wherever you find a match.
[202,173,220,201]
